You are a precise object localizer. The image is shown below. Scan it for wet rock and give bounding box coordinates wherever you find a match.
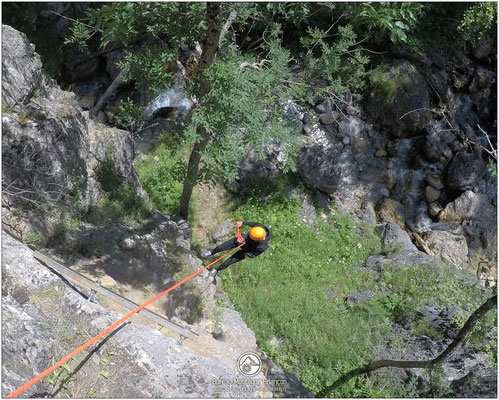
[428,69,451,102]
[375,149,388,157]
[468,66,496,93]
[319,112,337,125]
[391,45,432,67]
[345,105,360,116]
[426,173,445,190]
[376,198,406,227]
[446,152,486,191]
[424,230,469,267]
[314,99,332,114]
[342,136,351,145]
[428,201,443,217]
[297,144,341,195]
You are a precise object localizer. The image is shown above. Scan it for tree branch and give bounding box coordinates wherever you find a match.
[317,295,497,397]
[89,68,128,119]
[218,6,240,48]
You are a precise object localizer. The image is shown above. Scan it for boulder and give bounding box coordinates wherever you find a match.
[425,186,441,203]
[338,116,364,137]
[375,197,406,227]
[346,290,374,305]
[439,190,495,222]
[366,60,431,137]
[211,221,235,245]
[468,66,496,93]
[445,152,486,191]
[319,112,337,125]
[297,144,341,195]
[472,38,494,59]
[381,222,417,252]
[424,230,469,267]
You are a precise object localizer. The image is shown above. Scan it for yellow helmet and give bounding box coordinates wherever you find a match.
[249,226,266,241]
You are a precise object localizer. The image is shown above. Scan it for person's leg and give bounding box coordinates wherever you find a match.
[210,237,239,255]
[213,250,246,272]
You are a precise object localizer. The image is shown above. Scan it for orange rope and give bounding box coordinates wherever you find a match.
[6,244,243,398]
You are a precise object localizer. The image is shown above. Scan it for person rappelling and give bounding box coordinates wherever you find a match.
[200,221,272,279]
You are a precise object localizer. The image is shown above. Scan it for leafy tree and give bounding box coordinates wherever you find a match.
[68,2,303,220]
[458,2,497,44]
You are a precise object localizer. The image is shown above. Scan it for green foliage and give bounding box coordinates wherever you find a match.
[369,68,412,106]
[369,70,397,105]
[2,103,14,114]
[86,154,152,223]
[350,2,424,44]
[487,159,497,178]
[458,2,497,44]
[299,24,369,99]
[189,42,300,183]
[134,142,186,215]
[118,45,176,94]
[25,231,42,246]
[18,113,30,124]
[220,177,495,396]
[113,98,145,135]
[64,21,92,51]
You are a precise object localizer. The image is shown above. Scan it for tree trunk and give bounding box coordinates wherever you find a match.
[178,3,224,220]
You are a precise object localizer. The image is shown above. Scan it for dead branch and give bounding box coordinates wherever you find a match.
[218,6,240,48]
[239,59,270,70]
[89,68,128,119]
[405,224,432,255]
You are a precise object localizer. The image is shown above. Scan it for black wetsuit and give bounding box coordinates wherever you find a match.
[210,221,272,272]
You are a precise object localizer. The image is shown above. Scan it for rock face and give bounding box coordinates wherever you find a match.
[298,144,341,194]
[1,25,47,106]
[1,232,272,398]
[1,24,141,240]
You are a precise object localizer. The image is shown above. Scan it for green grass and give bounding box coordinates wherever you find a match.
[221,183,384,395]
[134,134,199,221]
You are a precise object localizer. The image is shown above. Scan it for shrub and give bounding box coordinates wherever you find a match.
[459,2,497,44]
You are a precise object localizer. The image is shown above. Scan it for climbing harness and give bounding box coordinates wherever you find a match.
[6,242,243,398]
